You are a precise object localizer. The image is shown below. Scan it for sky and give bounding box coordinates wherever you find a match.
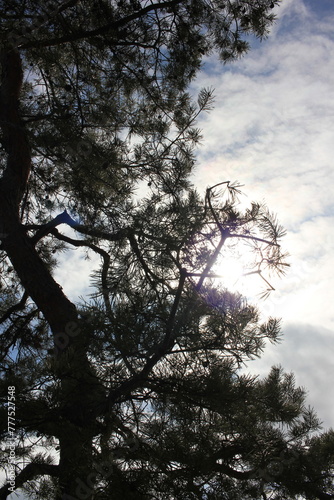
[191,0,334,429]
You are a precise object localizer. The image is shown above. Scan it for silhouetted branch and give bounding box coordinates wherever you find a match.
[0,462,58,500]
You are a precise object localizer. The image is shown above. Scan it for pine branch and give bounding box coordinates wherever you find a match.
[28,210,128,244]
[30,209,79,244]
[51,227,112,316]
[0,462,58,500]
[20,0,185,49]
[228,232,280,247]
[0,290,29,324]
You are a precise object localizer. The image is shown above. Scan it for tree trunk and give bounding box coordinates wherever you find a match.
[0,47,101,500]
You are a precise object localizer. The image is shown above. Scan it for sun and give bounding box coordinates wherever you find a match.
[214,255,244,290]
[212,243,264,299]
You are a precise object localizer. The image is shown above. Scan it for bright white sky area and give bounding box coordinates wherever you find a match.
[191,0,334,429]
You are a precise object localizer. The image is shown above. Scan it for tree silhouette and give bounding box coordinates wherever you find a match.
[0,1,333,499]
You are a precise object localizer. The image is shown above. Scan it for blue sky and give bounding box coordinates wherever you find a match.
[191,0,334,429]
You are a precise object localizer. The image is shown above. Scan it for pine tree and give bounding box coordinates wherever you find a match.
[0,1,333,499]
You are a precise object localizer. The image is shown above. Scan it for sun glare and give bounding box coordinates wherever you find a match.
[213,245,264,300]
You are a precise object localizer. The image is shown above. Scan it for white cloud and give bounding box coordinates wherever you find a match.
[192,0,334,428]
[247,323,334,429]
[52,226,101,303]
